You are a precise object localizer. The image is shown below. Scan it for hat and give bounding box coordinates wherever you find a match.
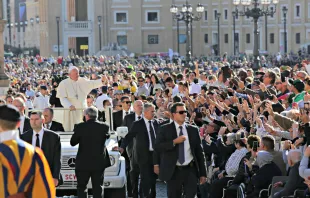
[292,79,305,92]
[0,105,21,122]
[102,86,108,92]
[40,85,47,90]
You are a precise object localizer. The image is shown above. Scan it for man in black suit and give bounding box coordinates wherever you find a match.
[43,108,65,132]
[112,95,133,197]
[70,106,111,198]
[13,98,31,134]
[155,102,207,198]
[119,103,159,198]
[113,96,133,130]
[21,111,61,187]
[122,100,144,198]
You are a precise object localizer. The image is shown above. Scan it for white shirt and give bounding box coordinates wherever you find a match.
[33,93,50,110]
[95,94,112,111]
[123,110,131,119]
[0,130,19,143]
[135,113,143,121]
[19,116,25,134]
[174,122,194,166]
[32,128,44,148]
[172,85,179,97]
[143,117,156,151]
[189,83,201,94]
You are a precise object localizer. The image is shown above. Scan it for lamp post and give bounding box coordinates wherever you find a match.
[282,6,288,54]
[170,1,204,67]
[56,16,60,56]
[98,16,102,51]
[232,11,237,56]
[233,0,278,70]
[217,13,221,57]
[262,5,276,52]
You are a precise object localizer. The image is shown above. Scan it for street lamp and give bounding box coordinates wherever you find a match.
[36,16,40,23]
[30,18,34,25]
[233,0,278,70]
[170,1,204,66]
[56,16,60,56]
[217,13,221,57]
[282,6,288,54]
[261,1,276,52]
[98,16,102,51]
[232,11,237,56]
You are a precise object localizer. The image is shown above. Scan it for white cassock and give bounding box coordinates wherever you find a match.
[56,77,103,131]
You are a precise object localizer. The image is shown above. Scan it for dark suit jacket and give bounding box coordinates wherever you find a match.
[19,116,31,135]
[70,119,111,171]
[113,110,133,131]
[155,122,207,181]
[50,121,65,132]
[121,118,159,165]
[122,113,137,159]
[50,89,63,107]
[21,129,61,179]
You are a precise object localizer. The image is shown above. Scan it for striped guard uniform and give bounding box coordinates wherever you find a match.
[0,130,55,198]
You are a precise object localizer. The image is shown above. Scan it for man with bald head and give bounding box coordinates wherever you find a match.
[56,66,107,130]
[122,100,144,198]
[272,150,305,198]
[12,98,32,134]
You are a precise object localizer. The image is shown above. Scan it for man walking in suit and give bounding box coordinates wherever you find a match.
[113,95,133,197]
[70,106,111,198]
[155,102,207,198]
[21,111,62,187]
[12,98,31,134]
[120,103,159,198]
[43,107,65,132]
[123,100,144,198]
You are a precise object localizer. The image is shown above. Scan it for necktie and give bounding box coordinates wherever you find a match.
[149,121,156,149]
[35,134,40,148]
[138,116,141,120]
[126,112,129,115]
[46,124,50,129]
[178,126,185,164]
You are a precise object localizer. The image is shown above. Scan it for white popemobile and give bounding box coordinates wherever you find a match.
[52,107,128,197]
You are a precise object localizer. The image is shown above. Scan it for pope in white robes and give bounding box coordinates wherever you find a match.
[56,66,104,131]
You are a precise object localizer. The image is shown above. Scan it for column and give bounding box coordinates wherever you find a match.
[0,19,10,96]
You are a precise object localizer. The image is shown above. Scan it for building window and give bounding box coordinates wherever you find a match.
[114,12,128,24]
[148,35,159,44]
[224,9,228,20]
[296,33,301,44]
[295,5,300,18]
[224,34,228,43]
[246,34,250,43]
[204,10,208,21]
[146,11,159,23]
[270,33,274,44]
[204,34,208,43]
[214,10,218,20]
[117,35,127,45]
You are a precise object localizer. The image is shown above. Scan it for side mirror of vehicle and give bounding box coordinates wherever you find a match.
[116,127,128,138]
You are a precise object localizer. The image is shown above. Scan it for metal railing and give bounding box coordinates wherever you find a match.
[26,106,114,132]
[64,21,92,30]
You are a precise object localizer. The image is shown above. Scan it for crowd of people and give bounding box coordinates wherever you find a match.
[2,53,310,198]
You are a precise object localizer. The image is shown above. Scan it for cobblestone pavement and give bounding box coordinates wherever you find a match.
[57,181,168,198]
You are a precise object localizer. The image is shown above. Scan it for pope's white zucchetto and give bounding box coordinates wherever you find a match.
[68,66,79,73]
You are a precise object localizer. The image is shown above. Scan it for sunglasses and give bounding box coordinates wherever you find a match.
[117,105,122,107]
[175,110,188,115]
[124,101,131,104]
[138,80,144,82]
